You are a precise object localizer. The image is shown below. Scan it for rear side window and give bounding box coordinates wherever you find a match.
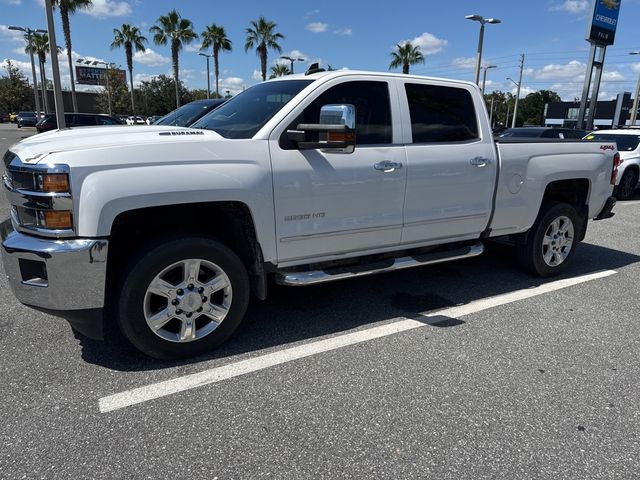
[73,115,96,126]
[405,83,479,143]
[97,116,119,125]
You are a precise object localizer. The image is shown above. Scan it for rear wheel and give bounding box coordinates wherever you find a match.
[516,202,579,277]
[615,169,638,201]
[117,235,250,360]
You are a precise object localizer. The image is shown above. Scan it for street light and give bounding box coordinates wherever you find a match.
[629,52,640,126]
[481,65,497,94]
[507,77,522,128]
[465,14,501,85]
[9,26,48,117]
[279,56,305,74]
[199,53,212,99]
[78,58,116,116]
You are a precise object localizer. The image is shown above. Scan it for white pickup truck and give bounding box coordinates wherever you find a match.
[1,69,619,359]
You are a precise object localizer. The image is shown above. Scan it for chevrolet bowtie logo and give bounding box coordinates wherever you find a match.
[600,0,620,10]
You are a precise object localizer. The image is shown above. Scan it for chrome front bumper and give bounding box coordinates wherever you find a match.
[0,219,108,311]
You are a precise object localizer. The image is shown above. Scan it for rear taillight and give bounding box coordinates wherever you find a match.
[611,152,621,185]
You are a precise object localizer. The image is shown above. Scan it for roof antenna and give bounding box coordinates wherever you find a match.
[305,62,326,75]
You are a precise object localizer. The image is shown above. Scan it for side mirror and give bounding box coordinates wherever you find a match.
[287,104,356,153]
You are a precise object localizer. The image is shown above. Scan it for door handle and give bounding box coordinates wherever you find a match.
[374,161,403,172]
[470,156,490,168]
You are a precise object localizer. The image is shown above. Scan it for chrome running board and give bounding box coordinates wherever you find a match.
[275,242,484,286]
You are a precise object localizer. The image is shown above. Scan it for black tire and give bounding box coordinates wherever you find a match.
[615,169,638,201]
[117,235,250,360]
[516,201,579,277]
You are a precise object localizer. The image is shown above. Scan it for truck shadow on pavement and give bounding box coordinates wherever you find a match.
[75,241,640,371]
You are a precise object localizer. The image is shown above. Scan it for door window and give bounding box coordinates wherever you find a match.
[73,115,96,126]
[290,81,392,145]
[405,83,479,143]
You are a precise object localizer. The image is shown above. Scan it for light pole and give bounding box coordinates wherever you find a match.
[9,26,48,117]
[279,56,305,74]
[465,14,501,86]
[43,0,65,128]
[507,77,522,128]
[78,59,115,115]
[630,52,640,126]
[199,53,212,99]
[481,65,496,94]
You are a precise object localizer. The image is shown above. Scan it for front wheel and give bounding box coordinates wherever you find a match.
[516,202,579,277]
[117,236,250,360]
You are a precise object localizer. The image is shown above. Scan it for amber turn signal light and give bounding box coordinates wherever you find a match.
[41,211,73,230]
[40,174,70,193]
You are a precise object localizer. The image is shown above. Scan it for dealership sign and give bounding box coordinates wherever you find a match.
[75,65,126,85]
[587,0,622,46]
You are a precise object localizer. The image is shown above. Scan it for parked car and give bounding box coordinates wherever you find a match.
[146,115,162,125]
[16,111,39,128]
[126,116,146,125]
[1,70,618,360]
[154,99,225,127]
[584,129,640,200]
[36,113,124,133]
[499,127,587,139]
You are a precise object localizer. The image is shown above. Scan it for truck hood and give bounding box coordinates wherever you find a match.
[9,125,222,163]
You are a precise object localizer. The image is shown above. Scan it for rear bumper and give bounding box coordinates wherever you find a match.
[594,196,616,221]
[0,218,109,311]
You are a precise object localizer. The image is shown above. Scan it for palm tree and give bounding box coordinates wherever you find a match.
[111,24,147,116]
[150,9,198,108]
[269,64,291,79]
[244,17,284,81]
[25,32,57,114]
[52,0,92,112]
[201,24,232,98]
[389,41,425,74]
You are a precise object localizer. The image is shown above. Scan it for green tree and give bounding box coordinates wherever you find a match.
[201,24,232,98]
[269,63,291,79]
[97,68,130,115]
[134,74,192,116]
[517,90,562,126]
[150,9,198,109]
[52,0,93,112]
[389,42,424,74]
[0,60,34,114]
[111,24,147,116]
[25,32,58,114]
[244,16,284,81]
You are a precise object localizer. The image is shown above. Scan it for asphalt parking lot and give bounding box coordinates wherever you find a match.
[0,122,639,479]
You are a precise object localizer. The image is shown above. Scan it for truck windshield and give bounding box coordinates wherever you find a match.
[191,80,313,139]
[583,133,640,152]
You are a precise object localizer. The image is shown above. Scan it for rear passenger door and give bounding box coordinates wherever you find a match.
[399,81,498,244]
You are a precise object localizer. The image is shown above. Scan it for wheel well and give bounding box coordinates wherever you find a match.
[542,178,590,240]
[107,202,266,300]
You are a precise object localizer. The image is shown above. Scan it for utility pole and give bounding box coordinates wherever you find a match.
[510,54,525,128]
[44,0,65,129]
[199,53,212,99]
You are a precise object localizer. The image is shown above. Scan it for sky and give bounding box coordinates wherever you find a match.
[1,0,639,101]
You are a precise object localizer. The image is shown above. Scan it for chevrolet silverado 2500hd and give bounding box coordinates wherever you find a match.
[1,70,618,359]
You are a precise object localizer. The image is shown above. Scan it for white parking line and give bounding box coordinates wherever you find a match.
[99,269,617,413]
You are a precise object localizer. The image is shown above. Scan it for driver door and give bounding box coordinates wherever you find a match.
[269,78,407,264]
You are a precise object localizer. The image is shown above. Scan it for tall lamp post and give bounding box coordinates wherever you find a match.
[630,51,640,127]
[78,59,115,115]
[199,53,212,99]
[465,14,501,86]
[279,56,305,74]
[507,77,522,128]
[481,65,496,94]
[8,26,48,117]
